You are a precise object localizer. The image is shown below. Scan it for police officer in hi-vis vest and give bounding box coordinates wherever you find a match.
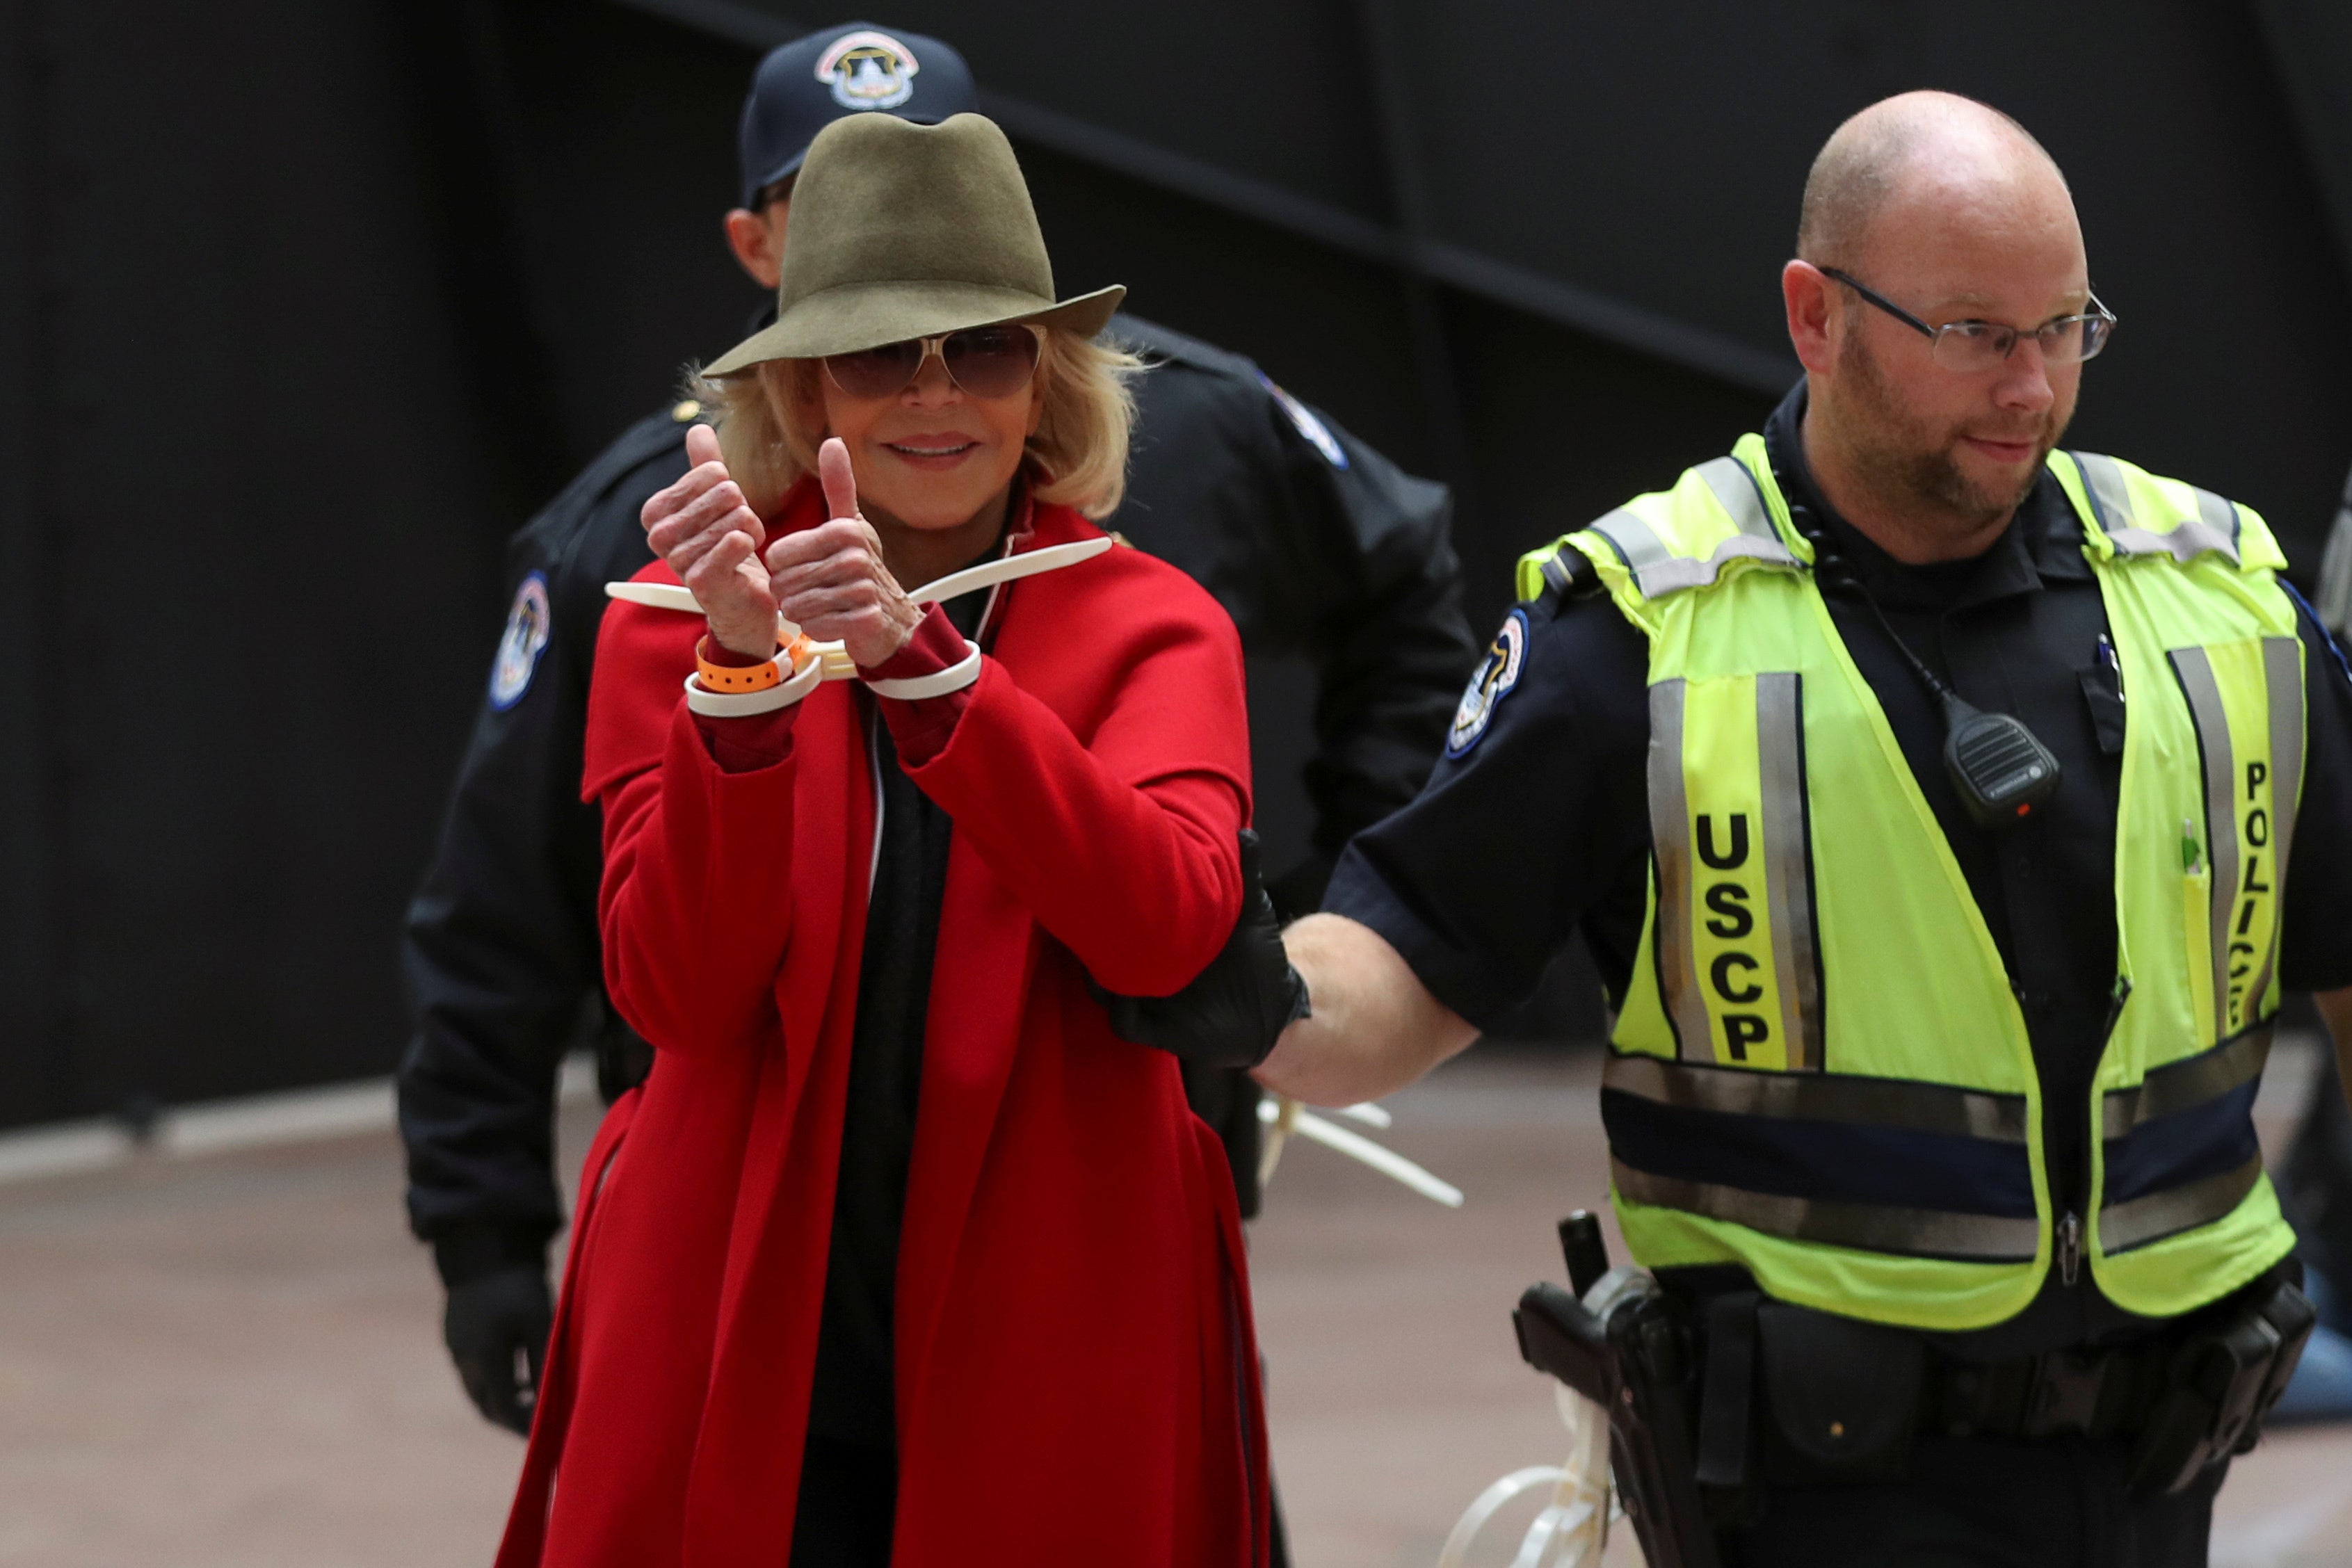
[1238,92,2352,1563]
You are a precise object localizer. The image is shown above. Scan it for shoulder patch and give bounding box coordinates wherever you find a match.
[489,571,553,711]
[1256,373,1348,469]
[1447,608,1529,757]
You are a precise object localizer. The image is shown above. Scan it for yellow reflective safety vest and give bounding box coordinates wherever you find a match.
[1517,437,2307,1332]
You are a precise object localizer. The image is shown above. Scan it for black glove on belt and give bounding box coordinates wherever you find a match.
[1095,828,1311,1068]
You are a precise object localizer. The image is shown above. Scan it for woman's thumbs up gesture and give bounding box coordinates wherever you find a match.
[763,437,921,669]
[641,430,918,669]
[641,423,779,658]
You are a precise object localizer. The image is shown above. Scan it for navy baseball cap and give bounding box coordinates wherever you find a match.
[737,22,979,209]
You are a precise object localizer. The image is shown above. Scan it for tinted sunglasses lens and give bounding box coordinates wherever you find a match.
[825,339,925,398]
[941,327,1040,398]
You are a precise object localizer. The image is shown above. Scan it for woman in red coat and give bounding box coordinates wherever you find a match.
[495,112,1270,1568]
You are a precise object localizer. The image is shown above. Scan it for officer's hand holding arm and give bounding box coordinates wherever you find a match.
[643,423,776,657]
[1097,829,1309,1066]
[1254,912,1477,1106]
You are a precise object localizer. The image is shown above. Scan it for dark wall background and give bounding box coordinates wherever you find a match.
[3,0,2349,1129]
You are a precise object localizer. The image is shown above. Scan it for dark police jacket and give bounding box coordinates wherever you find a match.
[397,314,1477,1282]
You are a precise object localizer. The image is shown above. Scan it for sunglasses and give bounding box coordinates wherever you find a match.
[821,323,1045,401]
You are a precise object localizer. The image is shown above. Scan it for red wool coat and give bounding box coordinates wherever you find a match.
[496,488,1272,1568]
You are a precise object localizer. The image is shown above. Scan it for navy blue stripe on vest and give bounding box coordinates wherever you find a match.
[2100,1076,2262,1207]
[1601,1087,2037,1218]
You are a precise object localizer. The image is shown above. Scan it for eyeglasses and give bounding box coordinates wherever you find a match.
[821,324,1045,401]
[1821,267,2117,372]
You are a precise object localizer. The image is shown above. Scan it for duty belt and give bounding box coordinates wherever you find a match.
[1931,1341,2166,1442]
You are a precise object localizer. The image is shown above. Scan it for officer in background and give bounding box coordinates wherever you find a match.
[396,21,1474,1441]
[1242,92,2352,1562]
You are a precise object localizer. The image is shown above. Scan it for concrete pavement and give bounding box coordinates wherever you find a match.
[1,1046,2347,1567]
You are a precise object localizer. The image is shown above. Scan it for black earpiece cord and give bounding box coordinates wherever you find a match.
[1784,498,2063,829]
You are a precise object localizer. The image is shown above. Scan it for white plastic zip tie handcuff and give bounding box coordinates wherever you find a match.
[683,643,827,717]
[862,641,983,700]
[607,536,1114,696]
[1435,1380,1617,1568]
[1255,1094,1464,1209]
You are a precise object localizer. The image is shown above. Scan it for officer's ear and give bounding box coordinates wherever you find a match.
[1784,259,1839,374]
[725,207,786,290]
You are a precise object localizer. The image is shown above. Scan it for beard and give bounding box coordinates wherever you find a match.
[1834,330,2069,528]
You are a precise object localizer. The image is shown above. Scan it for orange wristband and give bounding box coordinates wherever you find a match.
[695,636,784,693]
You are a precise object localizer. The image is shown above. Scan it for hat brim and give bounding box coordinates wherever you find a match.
[702,282,1125,375]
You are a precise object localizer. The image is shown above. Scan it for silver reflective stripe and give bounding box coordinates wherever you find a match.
[2109,517,2243,566]
[1636,538,1801,596]
[1588,460,1798,599]
[2077,450,2244,565]
[2073,451,2138,535]
[1697,455,1775,541]
[2195,487,2242,553]
[1612,1158,2041,1262]
[1647,679,1714,1062]
[2171,645,2239,1042]
[1605,1053,2029,1142]
[2100,1022,2273,1140]
[2098,1154,2266,1254]
[2243,636,2306,1017]
[1755,673,1822,1070]
[1589,507,1673,579]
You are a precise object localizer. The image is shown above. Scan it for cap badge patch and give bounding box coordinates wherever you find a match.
[490,571,552,711]
[1446,608,1528,757]
[814,30,921,111]
[1257,373,1348,469]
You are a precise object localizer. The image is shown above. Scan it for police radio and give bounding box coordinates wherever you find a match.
[1795,510,2062,830]
[1937,690,2063,827]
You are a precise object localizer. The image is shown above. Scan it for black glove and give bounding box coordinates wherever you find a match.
[1095,829,1311,1069]
[442,1266,554,1436]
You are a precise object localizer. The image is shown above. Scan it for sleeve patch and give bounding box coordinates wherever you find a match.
[1446,608,1529,757]
[489,571,553,711]
[1256,372,1348,469]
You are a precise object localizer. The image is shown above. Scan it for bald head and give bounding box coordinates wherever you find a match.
[1782,93,2093,561]
[1797,92,2070,270]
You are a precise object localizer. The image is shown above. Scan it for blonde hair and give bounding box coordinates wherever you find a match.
[693,327,1141,519]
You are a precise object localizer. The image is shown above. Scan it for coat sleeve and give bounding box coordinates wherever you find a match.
[1114,349,1477,910]
[394,427,672,1273]
[902,577,1250,998]
[1296,413,1481,860]
[584,598,804,1058]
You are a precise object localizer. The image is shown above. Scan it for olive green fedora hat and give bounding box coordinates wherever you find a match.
[703,111,1123,375]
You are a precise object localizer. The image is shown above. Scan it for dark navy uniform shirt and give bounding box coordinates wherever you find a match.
[397,313,1479,1282]
[1327,383,2352,1357]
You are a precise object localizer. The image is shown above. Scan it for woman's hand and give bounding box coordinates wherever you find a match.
[642,423,776,658]
[765,438,923,669]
